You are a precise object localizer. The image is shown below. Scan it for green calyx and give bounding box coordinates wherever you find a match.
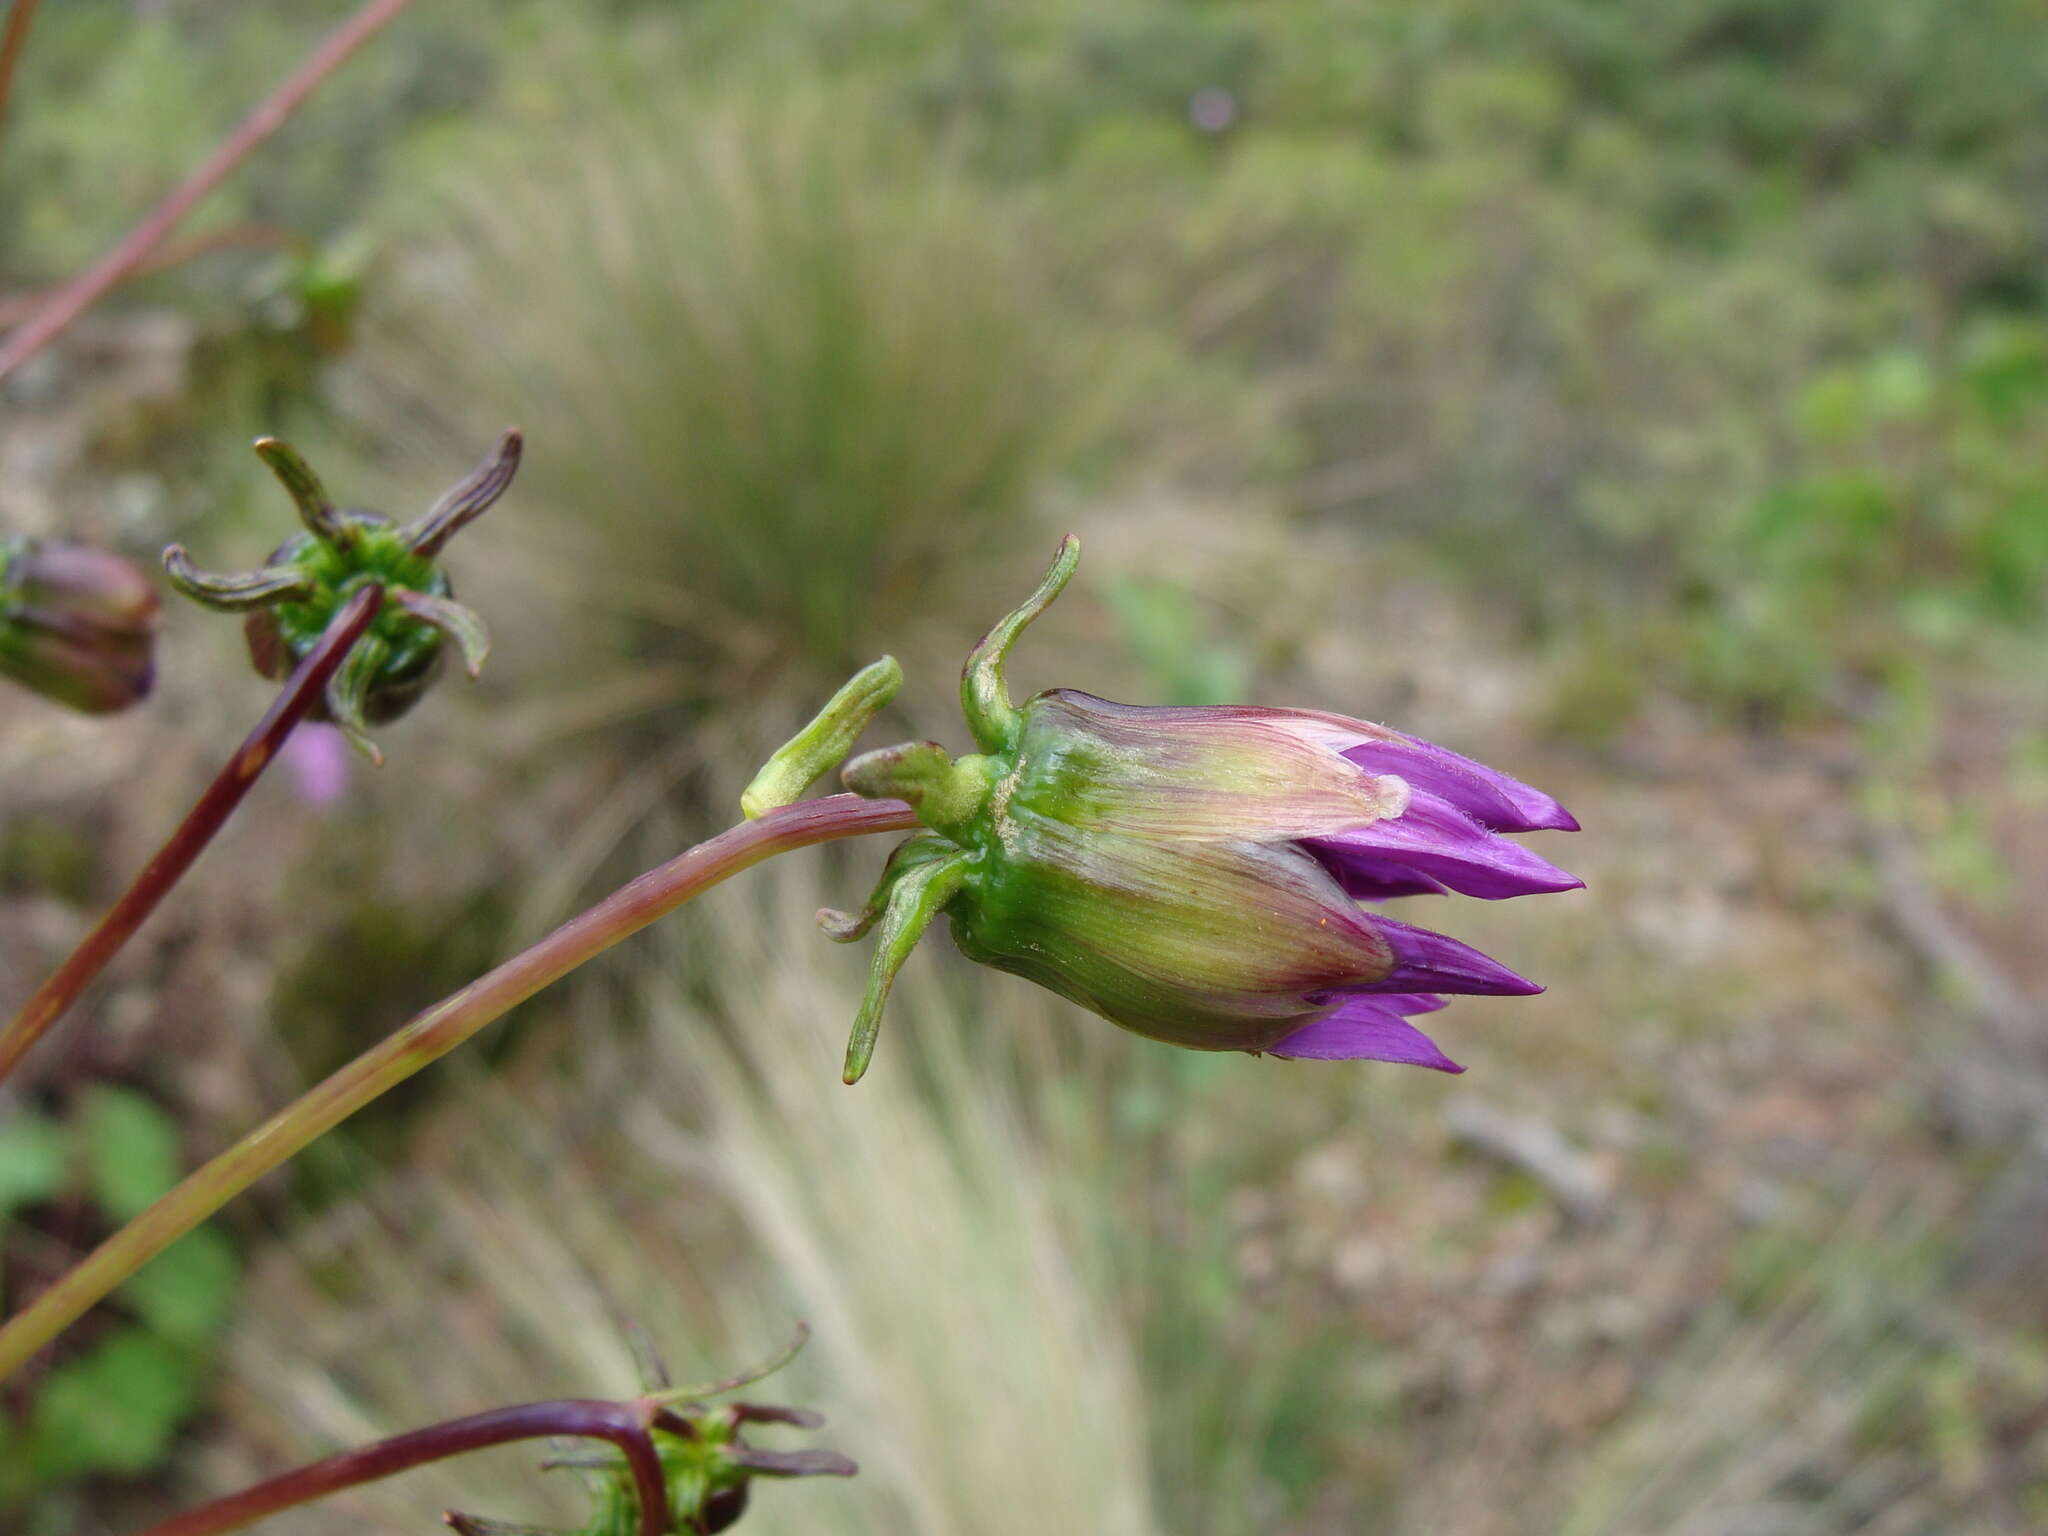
[163,431,520,761]
[822,535,1083,1083]
[840,741,999,842]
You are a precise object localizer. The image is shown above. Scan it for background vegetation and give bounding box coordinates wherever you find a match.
[3,1,2044,1532]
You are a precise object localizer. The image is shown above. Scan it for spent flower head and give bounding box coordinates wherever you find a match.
[794,536,1581,1082]
[0,536,160,714]
[163,430,521,763]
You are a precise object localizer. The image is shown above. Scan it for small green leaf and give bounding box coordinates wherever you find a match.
[0,1110,67,1218]
[119,1227,239,1344]
[29,1328,200,1480]
[82,1086,183,1222]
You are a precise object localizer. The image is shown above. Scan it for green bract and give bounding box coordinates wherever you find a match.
[163,432,519,762]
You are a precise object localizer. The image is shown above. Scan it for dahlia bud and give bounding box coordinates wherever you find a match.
[830,535,1581,1082]
[163,430,520,763]
[0,536,160,714]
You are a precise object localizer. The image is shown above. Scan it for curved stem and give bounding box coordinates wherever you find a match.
[136,1399,669,1536]
[0,583,385,1086]
[0,0,419,383]
[0,795,919,1382]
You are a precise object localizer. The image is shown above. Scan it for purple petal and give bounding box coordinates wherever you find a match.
[1306,791,1583,901]
[1358,915,1542,996]
[1365,992,1448,1016]
[1320,857,1452,899]
[1341,734,1578,833]
[1268,994,1464,1071]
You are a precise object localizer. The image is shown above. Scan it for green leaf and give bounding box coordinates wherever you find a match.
[0,1110,68,1218]
[82,1086,184,1222]
[29,1328,201,1481]
[118,1227,239,1345]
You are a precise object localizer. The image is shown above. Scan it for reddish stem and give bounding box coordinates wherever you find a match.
[0,794,920,1381]
[0,583,384,1085]
[0,0,419,383]
[0,0,40,159]
[136,1398,670,1536]
[0,224,302,330]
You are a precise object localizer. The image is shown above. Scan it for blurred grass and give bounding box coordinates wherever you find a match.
[351,69,1078,692]
[210,862,1161,1535]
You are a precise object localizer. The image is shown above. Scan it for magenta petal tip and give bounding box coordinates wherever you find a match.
[1269,995,1465,1071]
[1342,735,1578,834]
[1366,916,1543,996]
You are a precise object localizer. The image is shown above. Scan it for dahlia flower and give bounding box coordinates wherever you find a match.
[826,537,1579,1081]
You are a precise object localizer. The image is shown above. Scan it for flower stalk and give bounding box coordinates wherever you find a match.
[0,795,918,1383]
[0,582,384,1086]
[137,1399,674,1536]
[139,1327,854,1536]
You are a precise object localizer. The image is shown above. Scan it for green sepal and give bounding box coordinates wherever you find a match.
[253,436,355,551]
[741,655,903,819]
[393,588,491,677]
[162,546,312,611]
[325,630,392,765]
[961,534,1078,753]
[817,833,957,942]
[840,741,996,842]
[842,852,967,1085]
[401,428,524,557]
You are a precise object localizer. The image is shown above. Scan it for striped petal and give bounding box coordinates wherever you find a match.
[1306,790,1583,900]
[1340,732,1578,833]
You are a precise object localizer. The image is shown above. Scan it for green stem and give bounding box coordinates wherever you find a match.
[0,583,384,1086]
[0,794,919,1383]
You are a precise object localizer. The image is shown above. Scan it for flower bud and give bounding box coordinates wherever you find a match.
[446,1328,855,1536]
[164,431,519,762]
[0,536,160,714]
[829,536,1581,1080]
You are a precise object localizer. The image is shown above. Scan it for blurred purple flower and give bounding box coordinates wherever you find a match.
[282,723,352,806]
[1188,86,1239,134]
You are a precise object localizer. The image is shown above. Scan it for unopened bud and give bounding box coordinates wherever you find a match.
[164,431,520,760]
[0,536,160,714]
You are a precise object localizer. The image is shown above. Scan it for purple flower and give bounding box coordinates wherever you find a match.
[827,537,1580,1082]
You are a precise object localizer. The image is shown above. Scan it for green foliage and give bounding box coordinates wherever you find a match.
[0,1093,241,1514]
[1105,579,1249,707]
[81,1084,184,1223]
[0,1114,66,1220]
